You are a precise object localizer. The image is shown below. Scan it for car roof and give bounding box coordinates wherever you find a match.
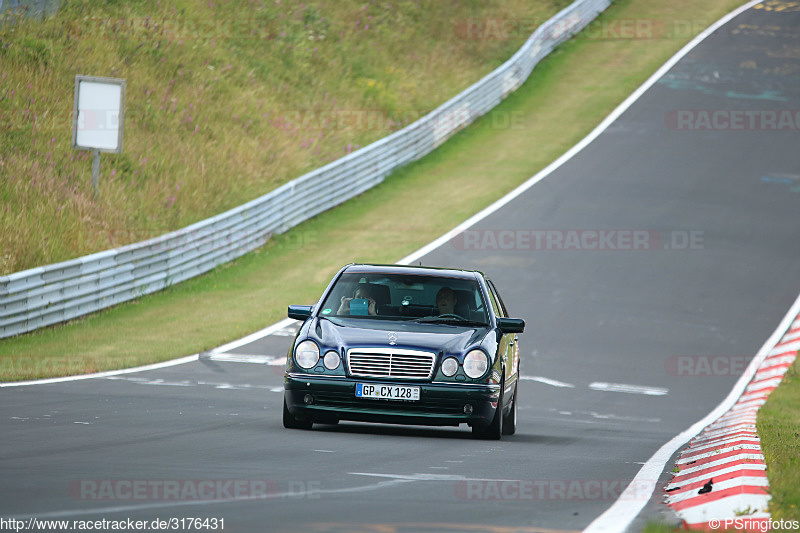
[342,263,485,281]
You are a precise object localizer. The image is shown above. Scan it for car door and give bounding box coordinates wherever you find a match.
[487,280,519,402]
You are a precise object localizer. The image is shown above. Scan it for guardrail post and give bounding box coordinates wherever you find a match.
[92,150,100,197]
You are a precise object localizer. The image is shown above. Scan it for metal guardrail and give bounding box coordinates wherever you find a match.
[0,0,611,338]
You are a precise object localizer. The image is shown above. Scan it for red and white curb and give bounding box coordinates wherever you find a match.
[664,315,800,528]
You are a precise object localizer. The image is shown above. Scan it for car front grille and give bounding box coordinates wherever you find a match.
[347,348,436,380]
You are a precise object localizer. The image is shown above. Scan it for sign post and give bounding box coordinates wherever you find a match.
[72,75,126,197]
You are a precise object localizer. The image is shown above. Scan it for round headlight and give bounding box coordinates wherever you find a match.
[441,357,459,377]
[295,340,320,369]
[323,350,340,370]
[463,350,489,379]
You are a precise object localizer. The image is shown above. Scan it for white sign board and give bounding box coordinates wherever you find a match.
[72,76,125,153]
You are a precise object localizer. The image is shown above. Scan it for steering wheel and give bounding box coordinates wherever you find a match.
[437,313,467,321]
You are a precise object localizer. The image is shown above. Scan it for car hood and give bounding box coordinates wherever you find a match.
[310,317,489,355]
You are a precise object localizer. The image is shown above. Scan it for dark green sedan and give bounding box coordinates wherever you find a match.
[283,263,525,439]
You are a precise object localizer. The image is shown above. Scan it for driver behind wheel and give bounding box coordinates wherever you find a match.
[435,287,458,316]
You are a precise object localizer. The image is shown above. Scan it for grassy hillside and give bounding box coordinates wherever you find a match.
[0,0,748,379]
[0,0,568,275]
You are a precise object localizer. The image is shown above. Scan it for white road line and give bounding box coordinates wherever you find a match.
[550,409,661,423]
[105,376,275,390]
[270,328,299,337]
[209,318,296,354]
[581,411,661,423]
[0,355,199,388]
[589,382,668,396]
[205,353,284,365]
[139,380,193,387]
[350,472,519,482]
[0,328,292,388]
[16,478,417,520]
[520,376,575,388]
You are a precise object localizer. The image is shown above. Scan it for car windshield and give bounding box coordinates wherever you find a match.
[318,272,489,326]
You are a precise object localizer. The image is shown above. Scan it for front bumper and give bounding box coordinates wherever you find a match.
[284,373,500,427]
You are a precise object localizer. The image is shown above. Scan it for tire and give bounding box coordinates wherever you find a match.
[472,384,503,440]
[282,396,313,430]
[502,383,517,435]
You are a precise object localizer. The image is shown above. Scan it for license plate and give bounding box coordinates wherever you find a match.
[356,383,420,401]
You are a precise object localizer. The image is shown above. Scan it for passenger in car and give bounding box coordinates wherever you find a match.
[337,285,378,316]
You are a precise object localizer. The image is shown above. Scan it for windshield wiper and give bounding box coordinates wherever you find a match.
[415,316,487,327]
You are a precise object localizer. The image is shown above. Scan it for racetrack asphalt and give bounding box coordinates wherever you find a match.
[2,4,800,532]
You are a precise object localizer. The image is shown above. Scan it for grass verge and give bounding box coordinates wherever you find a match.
[0,0,565,274]
[0,0,744,381]
[758,356,800,521]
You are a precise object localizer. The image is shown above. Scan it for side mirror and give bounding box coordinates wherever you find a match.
[288,305,313,321]
[497,317,525,334]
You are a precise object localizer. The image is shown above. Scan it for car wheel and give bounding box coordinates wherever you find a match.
[472,384,503,440]
[502,383,517,435]
[283,396,313,430]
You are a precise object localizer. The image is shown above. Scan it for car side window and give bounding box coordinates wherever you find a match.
[489,282,504,316]
[486,281,505,318]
